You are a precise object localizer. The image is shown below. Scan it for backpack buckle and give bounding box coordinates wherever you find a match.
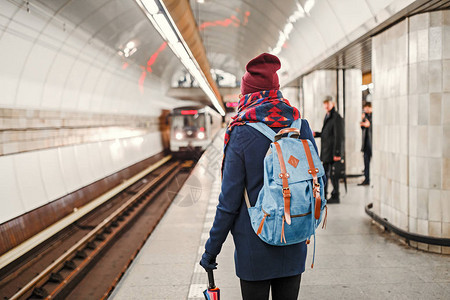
[313,185,320,196]
[278,173,290,178]
[282,187,291,198]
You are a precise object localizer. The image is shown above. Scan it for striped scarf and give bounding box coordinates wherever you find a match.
[222,89,300,174]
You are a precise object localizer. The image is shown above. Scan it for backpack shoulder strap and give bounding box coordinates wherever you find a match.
[301,139,321,220]
[245,122,275,141]
[290,118,302,131]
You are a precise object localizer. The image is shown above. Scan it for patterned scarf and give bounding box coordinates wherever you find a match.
[222,89,300,174]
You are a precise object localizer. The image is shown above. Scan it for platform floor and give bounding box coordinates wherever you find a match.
[110,132,450,300]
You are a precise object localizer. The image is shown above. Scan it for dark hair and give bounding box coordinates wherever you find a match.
[363,102,372,108]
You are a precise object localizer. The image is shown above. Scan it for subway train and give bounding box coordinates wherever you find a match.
[169,106,222,153]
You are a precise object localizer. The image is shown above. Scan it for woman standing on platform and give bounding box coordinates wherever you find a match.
[200,53,321,300]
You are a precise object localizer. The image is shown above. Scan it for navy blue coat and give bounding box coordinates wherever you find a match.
[205,119,322,281]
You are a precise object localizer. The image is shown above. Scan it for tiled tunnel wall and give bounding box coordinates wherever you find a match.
[0,108,159,155]
[372,10,450,253]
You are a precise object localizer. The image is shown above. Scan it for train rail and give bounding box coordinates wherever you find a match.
[1,157,194,299]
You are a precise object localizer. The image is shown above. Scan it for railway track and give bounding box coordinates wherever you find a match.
[0,158,194,300]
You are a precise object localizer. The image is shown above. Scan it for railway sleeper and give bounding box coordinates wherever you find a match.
[30,286,48,299]
[86,241,96,249]
[64,260,77,270]
[75,250,87,259]
[49,272,64,283]
[124,190,138,195]
[96,233,106,241]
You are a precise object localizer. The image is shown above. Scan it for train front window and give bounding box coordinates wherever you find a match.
[172,113,206,139]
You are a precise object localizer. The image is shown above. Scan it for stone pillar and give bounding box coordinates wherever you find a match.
[302,69,363,175]
[302,70,337,136]
[344,69,364,175]
[372,10,450,253]
[372,18,409,232]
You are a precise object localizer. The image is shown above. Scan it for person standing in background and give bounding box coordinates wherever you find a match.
[358,102,372,186]
[314,96,344,203]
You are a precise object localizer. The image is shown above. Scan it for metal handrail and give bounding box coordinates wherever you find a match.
[365,203,450,247]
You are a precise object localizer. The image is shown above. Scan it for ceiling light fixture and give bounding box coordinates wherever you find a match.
[304,0,315,15]
[269,0,314,56]
[135,0,225,116]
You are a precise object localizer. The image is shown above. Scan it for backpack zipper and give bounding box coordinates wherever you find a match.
[261,209,311,218]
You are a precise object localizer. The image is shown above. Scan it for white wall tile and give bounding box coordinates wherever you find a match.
[443,26,450,60]
[428,157,442,189]
[409,216,417,233]
[444,158,450,189]
[443,60,450,92]
[428,189,442,222]
[417,218,429,235]
[0,156,25,223]
[58,146,83,194]
[429,27,443,60]
[429,60,443,92]
[74,144,96,187]
[428,221,442,237]
[417,188,429,219]
[443,222,450,238]
[86,142,107,182]
[38,148,67,201]
[13,152,48,211]
[442,190,450,222]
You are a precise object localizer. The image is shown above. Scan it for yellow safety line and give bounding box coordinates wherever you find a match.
[0,155,172,270]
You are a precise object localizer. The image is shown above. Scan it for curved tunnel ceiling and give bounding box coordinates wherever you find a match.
[1,0,423,110]
[188,0,417,86]
[33,0,185,87]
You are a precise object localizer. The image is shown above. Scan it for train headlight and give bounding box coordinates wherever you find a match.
[197,131,205,139]
[175,132,183,140]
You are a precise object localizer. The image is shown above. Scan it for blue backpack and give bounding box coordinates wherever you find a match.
[244,119,327,267]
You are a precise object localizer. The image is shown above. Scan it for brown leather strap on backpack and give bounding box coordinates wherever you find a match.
[274,142,291,225]
[301,140,321,220]
[274,128,300,141]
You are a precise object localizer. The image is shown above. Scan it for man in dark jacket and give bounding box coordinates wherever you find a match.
[314,97,344,203]
[359,102,372,185]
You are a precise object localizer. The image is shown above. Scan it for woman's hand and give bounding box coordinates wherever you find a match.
[200,251,218,271]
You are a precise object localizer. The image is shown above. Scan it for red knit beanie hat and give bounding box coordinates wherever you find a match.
[241,53,281,95]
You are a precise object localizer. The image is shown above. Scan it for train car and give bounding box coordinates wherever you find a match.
[170,106,222,153]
